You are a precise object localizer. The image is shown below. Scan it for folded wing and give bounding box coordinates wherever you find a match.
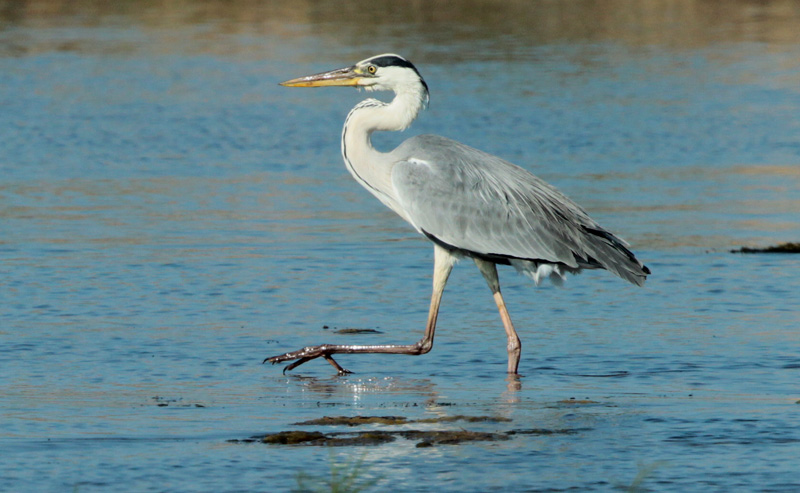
[390,134,649,285]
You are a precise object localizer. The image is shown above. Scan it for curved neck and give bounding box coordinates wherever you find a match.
[340,89,426,214]
[342,89,426,149]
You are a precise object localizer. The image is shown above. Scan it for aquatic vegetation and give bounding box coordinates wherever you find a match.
[293,416,409,426]
[294,452,382,493]
[731,242,800,253]
[624,461,668,492]
[262,431,327,445]
[332,328,383,334]
[248,429,509,447]
[292,415,511,426]
[234,415,581,448]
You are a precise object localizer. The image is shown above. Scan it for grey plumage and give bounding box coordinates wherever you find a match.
[391,134,649,286]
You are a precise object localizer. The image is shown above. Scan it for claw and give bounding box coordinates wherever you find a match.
[264,348,309,366]
[323,354,352,375]
[264,346,353,375]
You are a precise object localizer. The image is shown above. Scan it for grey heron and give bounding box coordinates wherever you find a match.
[266,54,650,375]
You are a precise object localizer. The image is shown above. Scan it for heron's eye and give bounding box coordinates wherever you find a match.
[367,65,377,74]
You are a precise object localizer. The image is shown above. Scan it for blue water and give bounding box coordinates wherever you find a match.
[3,2,800,491]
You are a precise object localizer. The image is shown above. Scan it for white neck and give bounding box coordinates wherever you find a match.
[340,88,426,216]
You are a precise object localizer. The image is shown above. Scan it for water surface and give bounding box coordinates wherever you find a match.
[2,1,800,491]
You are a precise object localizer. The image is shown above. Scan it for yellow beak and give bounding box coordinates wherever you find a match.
[280,66,364,88]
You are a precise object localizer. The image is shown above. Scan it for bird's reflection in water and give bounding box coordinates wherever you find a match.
[281,371,524,413]
[285,374,441,407]
[503,374,522,403]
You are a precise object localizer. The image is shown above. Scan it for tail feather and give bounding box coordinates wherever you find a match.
[581,226,650,286]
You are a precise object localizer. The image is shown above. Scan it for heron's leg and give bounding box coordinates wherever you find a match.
[473,259,521,374]
[265,244,456,374]
[282,355,353,375]
[419,243,456,349]
[282,354,352,375]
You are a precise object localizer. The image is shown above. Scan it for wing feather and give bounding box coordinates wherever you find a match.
[390,134,649,285]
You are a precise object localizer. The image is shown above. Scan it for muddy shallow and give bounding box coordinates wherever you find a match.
[242,414,582,447]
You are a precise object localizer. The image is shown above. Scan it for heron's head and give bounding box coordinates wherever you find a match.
[281,54,429,103]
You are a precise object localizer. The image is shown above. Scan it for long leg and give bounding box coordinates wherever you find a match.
[265,244,456,374]
[473,258,521,374]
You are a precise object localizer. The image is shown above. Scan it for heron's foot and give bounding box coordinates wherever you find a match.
[264,345,352,376]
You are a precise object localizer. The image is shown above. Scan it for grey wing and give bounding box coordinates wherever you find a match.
[390,135,649,285]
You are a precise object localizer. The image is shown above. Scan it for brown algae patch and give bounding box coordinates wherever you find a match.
[293,415,511,426]
[401,430,508,447]
[256,431,395,446]
[414,415,512,424]
[235,414,581,447]
[149,396,206,408]
[557,398,600,405]
[332,328,384,334]
[249,429,507,447]
[261,431,327,445]
[326,432,397,446]
[507,428,585,436]
[294,416,409,426]
[732,242,800,253]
